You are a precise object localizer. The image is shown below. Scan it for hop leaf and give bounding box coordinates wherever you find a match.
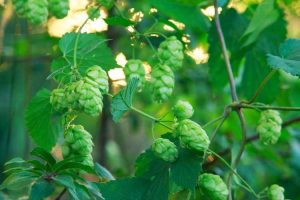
[87,7,101,20]
[48,0,69,19]
[151,138,178,162]
[158,36,184,70]
[176,119,210,152]
[172,100,194,120]
[62,125,94,167]
[151,64,175,103]
[257,110,282,145]
[85,65,109,93]
[199,173,229,200]
[268,184,284,200]
[50,88,68,112]
[124,59,145,88]
[96,0,114,9]
[25,0,48,25]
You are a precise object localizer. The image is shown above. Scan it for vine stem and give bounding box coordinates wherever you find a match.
[213,1,247,199]
[131,106,174,130]
[232,103,300,111]
[208,149,259,199]
[246,69,276,104]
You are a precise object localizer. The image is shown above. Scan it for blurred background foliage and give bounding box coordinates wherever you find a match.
[1,0,300,199]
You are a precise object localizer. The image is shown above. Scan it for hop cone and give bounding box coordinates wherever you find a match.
[50,88,68,112]
[158,36,184,70]
[76,80,103,116]
[172,100,194,120]
[199,173,229,200]
[48,0,69,19]
[152,138,178,162]
[268,184,284,200]
[64,81,81,110]
[124,59,145,87]
[151,64,174,103]
[62,125,94,167]
[12,0,28,16]
[25,0,48,25]
[257,110,282,145]
[85,66,109,93]
[176,119,210,151]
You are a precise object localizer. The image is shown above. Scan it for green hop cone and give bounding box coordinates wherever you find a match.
[50,88,68,112]
[199,173,229,200]
[87,7,101,20]
[257,110,282,145]
[152,138,178,162]
[158,36,184,70]
[62,125,94,167]
[12,0,28,16]
[176,119,210,151]
[172,100,194,120]
[76,80,103,116]
[85,66,109,93]
[25,0,48,25]
[268,184,284,200]
[151,64,175,103]
[96,0,114,9]
[64,81,81,110]
[124,59,145,88]
[48,0,69,19]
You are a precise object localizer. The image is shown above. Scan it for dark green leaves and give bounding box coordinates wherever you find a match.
[25,89,62,151]
[111,77,139,122]
[150,0,210,32]
[267,39,300,77]
[95,163,115,181]
[241,0,279,47]
[105,16,135,27]
[51,33,116,83]
[29,179,55,200]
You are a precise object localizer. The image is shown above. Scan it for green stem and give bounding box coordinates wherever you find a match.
[131,106,174,130]
[236,104,300,111]
[246,69,276,104]
[202,114,226,129]
[208,149,259,199]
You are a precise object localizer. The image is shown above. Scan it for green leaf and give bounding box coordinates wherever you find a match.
[74,183,93,200]
[99,178,148,200]
[51,33,116,83]
[111,77,139,122]
[150,0,210,32]
[267,39,300,77]
[53,161,95,174]
[240,8,286,103]
[53,175,79,200]
[25,89,62,151]
[95,163,115,181]
[31,147,56,166]
[104,16,135,27]
[240,0,279,47]
[0,171,38,190]
[29,179,55,200]
[143,169,169,200]
[170,147,203,190]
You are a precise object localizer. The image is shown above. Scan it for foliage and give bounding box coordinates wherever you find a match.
[2,0,300,199]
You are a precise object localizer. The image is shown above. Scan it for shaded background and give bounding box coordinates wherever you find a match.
[1,0,300,199]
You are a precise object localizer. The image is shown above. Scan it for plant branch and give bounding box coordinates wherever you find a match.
[213,0,238,102]
[232,103,300,112]
[246,69,276,104]
[55,188,67,200]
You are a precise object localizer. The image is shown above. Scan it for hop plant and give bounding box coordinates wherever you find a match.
[268,184,284,200]
[176,119,210,151]
[158,36,184,70]
[75,80,103,116]
[124,59,145,87]
[87,7,101,20]
[152,138,178,162]
[64,81,81,110]
[25,0,48,25]
[172,100,194,120]
[62,125,94,167]
[96,0,114,9]
[257,110,282,145]
[151,64,175,103]
[50,88,68,112]
[199,173,229,200]
[48,0,69,19]
[85,66,109,93]
[12,0,28,16]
